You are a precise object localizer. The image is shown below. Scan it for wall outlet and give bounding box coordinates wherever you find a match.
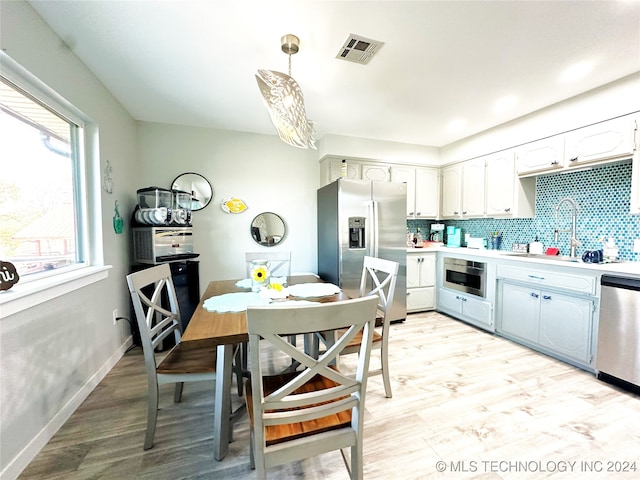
[634,239,640,253]
[112,309,119,325]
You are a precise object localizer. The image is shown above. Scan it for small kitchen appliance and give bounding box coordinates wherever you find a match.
[446,226,462,247]
[443,257,486,298]
[429,223,444,243]
[133,226,199,264]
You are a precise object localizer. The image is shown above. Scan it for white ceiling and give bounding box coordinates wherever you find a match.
[28,0,640,148]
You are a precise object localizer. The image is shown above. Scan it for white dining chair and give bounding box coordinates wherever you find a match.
[126,264,217,450]
[245,295,379,479]
[245,251,291,278]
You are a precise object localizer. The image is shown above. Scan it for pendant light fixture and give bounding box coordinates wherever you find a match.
[256,34,316,149]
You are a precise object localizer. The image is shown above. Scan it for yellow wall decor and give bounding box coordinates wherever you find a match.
[221,197,248,214]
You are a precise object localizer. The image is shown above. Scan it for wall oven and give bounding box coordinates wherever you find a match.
[443,257,486,298]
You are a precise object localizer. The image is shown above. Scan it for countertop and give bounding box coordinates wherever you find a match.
[407,245,640,278]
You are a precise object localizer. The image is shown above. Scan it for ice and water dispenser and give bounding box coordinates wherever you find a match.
[348,217,366,249]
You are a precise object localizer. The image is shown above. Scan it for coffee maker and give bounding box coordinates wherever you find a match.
[429,223,444,243]
[446,226,462,247]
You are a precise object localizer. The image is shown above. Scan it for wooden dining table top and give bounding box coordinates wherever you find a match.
[182,275,349,345]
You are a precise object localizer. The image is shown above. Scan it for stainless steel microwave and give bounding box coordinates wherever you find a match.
[133,227,199,264]
[443,257,486,298]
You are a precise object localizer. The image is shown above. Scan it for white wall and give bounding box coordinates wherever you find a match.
[318,133,441,166]
[440,73,640,164]
[136,122,319,284]
[0,2,139,478]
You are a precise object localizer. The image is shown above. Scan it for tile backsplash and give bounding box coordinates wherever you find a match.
[407,161,640,261]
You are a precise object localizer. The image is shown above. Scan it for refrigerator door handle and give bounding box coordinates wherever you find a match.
[371,200,379,258]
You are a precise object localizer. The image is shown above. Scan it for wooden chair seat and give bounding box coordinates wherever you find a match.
[340,328,382,350]
[245,368,351,446]
[156,338,217,374]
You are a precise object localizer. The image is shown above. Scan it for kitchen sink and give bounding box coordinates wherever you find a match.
[501,252,583,263]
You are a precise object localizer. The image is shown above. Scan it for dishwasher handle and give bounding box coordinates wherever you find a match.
[601,274,640,291]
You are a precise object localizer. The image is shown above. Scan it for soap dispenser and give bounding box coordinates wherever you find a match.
[603,237,618,262]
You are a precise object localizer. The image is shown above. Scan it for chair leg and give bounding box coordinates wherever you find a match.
[381,342,392,398]
[351,443,363,480]
[249,427,255,470]
[144,384,160,450]
[174,382,184,402]
[233,342,247,396]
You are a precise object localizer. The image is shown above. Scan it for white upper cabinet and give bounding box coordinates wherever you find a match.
[415,167,440,218]
[440,164,462,217]
[461,157,486,216]
[361,162,391,181]
[321,158,362,185]
[516,114,638,178]
[564,115,637,167]
[485,150,535,218]
[391,165,439,218]
[516,135,565,176]
[440,158,485,218]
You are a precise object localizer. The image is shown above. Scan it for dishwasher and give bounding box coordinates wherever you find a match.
[596,274,640,393]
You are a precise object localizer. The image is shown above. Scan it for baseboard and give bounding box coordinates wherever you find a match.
[1,336,133,480]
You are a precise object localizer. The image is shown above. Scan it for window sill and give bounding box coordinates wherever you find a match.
[0,266,112,319]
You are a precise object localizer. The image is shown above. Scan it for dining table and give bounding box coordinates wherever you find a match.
[181,274,349,460]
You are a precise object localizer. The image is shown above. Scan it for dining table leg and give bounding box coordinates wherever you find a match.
[214,343,233,460]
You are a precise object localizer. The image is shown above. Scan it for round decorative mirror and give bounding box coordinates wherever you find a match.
[250,212,286,246]
[171,172,213,211]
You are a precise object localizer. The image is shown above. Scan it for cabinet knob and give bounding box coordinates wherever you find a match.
[416,211,421,216]
[462,211,467,215]
[454,211,459,215]
[551,160,559,165]
[504,207,511,212]
[409,211,414,216]
[543,295,552,300]
[530,292,539,298]
[569,157,578,163]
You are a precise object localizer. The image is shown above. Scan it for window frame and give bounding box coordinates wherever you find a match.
[0,52,107,318]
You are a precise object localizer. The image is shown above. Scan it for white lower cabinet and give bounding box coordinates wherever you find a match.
[438,287,493,332]
[406,252,435,312]
[498,281,594,368]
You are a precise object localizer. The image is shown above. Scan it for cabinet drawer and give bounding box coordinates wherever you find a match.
[496,264,596,295]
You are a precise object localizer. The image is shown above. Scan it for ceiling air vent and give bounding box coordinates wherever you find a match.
[336,34,384,65]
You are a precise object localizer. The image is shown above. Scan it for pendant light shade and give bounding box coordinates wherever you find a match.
[255,35,316,149]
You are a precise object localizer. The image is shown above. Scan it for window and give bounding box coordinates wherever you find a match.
[0,59,90,283]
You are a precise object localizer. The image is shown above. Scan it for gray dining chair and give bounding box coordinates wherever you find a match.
[312,255,399,398]
[126,264,217,450]
[245,295,379,479]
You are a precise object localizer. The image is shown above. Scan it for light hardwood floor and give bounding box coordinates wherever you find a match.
[19,312,640,479]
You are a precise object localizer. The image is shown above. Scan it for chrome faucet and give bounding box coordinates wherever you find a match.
[554,197,581,257]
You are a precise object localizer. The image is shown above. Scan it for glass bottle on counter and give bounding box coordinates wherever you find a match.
[415,228,423,247]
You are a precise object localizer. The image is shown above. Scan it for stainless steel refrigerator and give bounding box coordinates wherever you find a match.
[317,178,407,322]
